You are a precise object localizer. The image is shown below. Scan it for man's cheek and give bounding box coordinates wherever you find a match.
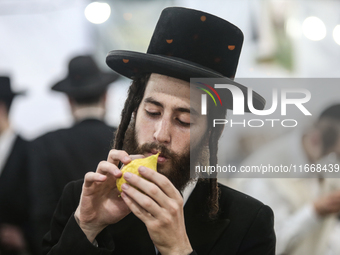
[135,124,151,145]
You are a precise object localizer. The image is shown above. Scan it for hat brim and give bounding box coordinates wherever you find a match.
[52,72,119,98]
[106,50,266,111]
[0,91,25,101]
[12,91,25,97]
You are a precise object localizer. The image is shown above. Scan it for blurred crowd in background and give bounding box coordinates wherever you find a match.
[1,0,340,254]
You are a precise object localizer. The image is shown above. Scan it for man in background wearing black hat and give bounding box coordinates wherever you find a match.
[43,8,275,255]
[231,104,340,255]
[29,55,119,254]
[0,76,31,255]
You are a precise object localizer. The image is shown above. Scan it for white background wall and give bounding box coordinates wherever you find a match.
[1,0,339,143]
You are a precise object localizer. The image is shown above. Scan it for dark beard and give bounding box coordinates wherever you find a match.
[123,120,193,192]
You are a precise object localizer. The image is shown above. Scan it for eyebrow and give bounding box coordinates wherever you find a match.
[144,97,199,116]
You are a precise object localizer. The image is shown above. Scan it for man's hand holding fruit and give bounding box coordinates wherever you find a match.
[74,149,192,255]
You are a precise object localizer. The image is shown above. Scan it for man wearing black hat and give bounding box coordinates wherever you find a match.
[29,56,119,254]
[0,77,31,254]
[43,8,275,255]
[232,104,340,255]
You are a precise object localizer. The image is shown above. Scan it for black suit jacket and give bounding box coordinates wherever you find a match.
[0,135,32,254]
[43,179,275,255]
[29,119,116,253]
[0,135,29,225]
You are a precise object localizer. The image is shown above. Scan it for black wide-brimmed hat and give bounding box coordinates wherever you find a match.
[52,55,120,99]
[106,7,266,111]
[0,76,24,100]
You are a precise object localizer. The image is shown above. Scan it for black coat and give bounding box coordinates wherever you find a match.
[0,135,30,225]
[43,179,276,255]
[29,119,116,253]
[0,135,32,254]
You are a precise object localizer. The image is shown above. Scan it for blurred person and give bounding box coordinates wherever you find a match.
[29,55,119,254]
[232,104,340,255]
[0,76,31,255]
[43,7,276,255]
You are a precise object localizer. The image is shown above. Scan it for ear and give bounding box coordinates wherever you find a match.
[67,96,74,105]
[305,128,323,161]
[101,90,108,103]
[310,129,322,146]
[0,101,5,115]
[0,102,10,125]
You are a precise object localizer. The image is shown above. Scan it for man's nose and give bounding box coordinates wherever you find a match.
[153,118,171,144]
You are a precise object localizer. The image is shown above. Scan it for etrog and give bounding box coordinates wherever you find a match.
[116,153,159,192]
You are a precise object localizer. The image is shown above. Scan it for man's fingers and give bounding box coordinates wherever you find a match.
[119,154,145,170]
[95,161,122,177]
[107,149,131,166]
[84,172,107,187]
[123,171,169,209]
[129,154,145,161]
[121,182,162,216]
[121,191,153,222]
[138,166,182,200]
[107,149,145,168]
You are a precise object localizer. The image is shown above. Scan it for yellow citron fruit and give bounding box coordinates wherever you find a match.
[116,153,159,192]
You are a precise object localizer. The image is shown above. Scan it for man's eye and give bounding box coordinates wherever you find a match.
[177,119,190,127]
[146,110,160,116]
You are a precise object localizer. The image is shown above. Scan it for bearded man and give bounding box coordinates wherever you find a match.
[43,7,275,255]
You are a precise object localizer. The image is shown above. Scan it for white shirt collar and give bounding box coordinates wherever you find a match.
[154,179,198,254]
[182,179,198,206]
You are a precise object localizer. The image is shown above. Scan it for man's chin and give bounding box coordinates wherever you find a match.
[156,162,172,176]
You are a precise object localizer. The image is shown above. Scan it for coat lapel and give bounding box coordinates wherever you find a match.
[184,181,230,254]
